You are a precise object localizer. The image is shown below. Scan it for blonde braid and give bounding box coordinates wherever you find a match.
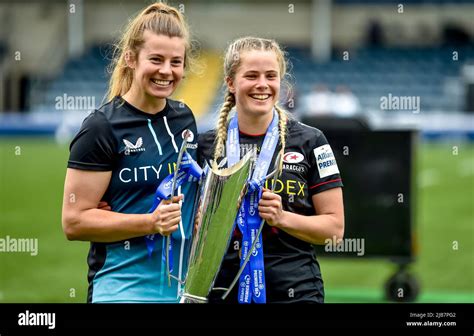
[213,92,235,163]
[275,105,288,173]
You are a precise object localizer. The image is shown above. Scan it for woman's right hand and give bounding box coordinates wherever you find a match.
[149,195,183,236]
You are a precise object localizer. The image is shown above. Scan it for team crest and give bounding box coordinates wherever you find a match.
[182,129,194,142]
[283,152,304,164]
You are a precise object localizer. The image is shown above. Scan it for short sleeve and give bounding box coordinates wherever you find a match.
[307,130,343,195]
[67,111,117,171]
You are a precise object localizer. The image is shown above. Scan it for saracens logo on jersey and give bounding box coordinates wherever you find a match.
[283,152,304,164]
[282,151,305,173]
[123,137,145,153]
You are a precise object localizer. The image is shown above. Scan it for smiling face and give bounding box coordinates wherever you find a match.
[127,30,185,102]
[227,50,281,119]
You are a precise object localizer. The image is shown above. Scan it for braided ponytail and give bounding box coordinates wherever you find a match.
[213,92,235,163]
[274,105,288,173]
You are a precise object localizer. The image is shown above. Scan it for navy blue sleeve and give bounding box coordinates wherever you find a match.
[68,111,117,171]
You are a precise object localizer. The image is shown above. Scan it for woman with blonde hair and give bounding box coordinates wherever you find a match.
[199,37,345,303]
[62,2,199,303]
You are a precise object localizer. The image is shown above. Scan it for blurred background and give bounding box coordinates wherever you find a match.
[0,0,472,303]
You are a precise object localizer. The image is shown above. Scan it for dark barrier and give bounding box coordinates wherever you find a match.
[301,115,419,301]
[317,129,416,260]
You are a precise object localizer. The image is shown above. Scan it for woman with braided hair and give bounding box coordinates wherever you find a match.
[198,36,345,303]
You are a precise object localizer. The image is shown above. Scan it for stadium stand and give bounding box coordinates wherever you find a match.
[289,45,474,113]
[23,43,474,140]
[28,44,110,113]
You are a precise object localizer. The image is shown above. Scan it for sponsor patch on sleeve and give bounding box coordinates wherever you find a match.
[314,144,339,178]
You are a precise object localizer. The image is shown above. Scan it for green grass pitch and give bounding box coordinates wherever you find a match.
[0,138,472,302]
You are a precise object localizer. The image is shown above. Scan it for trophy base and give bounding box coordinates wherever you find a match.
[179,293,208,303]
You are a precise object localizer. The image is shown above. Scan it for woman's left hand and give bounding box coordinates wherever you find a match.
[258,188,284,227]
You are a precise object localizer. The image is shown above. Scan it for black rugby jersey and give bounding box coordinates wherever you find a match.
[68,96,199,303]
[198,118,343,303]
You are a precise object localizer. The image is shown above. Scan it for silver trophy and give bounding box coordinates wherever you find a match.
[178,150,254,303]
[175,148,283,303]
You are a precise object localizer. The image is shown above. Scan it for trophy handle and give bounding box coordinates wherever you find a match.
[169,274,185,285]
[221,150,283,300]
[166,135,189,287]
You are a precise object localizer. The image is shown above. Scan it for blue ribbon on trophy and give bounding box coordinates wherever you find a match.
[226,111,279,303]
[145,134,202,286]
